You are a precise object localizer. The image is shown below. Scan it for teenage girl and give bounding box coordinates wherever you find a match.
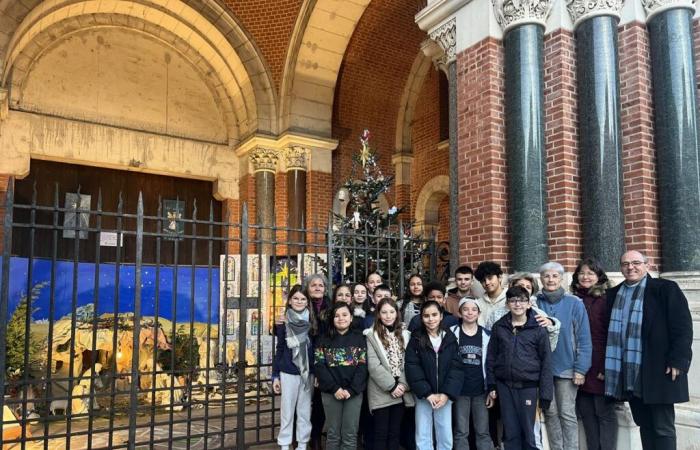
[272,285,317,450]
[405,300,464,450]
[401,274,425,324]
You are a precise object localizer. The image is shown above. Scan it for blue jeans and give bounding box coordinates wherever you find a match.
[415,398,453,450]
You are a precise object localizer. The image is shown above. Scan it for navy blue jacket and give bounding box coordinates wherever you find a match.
[272,324,314,379]
[486,310,553,404]
[405,329,464,401]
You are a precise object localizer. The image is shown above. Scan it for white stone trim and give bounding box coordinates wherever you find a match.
[0,110,239,200]
[643,0,696,21]
[567,0,624,29]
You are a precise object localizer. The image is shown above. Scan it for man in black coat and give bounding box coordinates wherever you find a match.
[605,250,693,450]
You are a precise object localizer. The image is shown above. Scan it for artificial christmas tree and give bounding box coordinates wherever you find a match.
[328,130,433,293]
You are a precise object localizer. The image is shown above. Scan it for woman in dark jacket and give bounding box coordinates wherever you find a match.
[571,258,617,450]
[405,300,463,450]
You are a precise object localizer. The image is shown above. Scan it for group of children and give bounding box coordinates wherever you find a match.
[271,264,588,450]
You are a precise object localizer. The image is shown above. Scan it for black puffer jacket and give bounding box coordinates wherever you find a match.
[405,329,464,401]
[486,310,553,405]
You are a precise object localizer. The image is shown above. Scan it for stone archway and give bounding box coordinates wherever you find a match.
[395,50,433,154]
[0,0,280,200]
[279,0,371,136]
[414,175,450,237]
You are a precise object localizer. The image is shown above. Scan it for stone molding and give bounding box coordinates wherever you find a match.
[429,18,457,69]
[641,0,696,20]
[567,0,624,28]
[249,147,279,173]
[0,88,8,121]
[285,146,308,172]
[492,0,555,32]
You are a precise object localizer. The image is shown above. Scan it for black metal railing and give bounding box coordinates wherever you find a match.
[0,180,437,449]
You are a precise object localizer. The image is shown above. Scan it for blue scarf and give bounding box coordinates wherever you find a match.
[604,276,646,399]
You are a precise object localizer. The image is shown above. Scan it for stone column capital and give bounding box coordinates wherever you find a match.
[642,0,695,20]
[285,146,308,171]
[567,0,624,28]
[428,18,457,72]
[492,0,554,33]
[249,147,279,173]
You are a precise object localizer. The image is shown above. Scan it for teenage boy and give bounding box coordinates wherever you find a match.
[407,281,459,331]
[474,261,506,330]
[486,286,553,450]
[445,265,476,317]
[450,297,493,450]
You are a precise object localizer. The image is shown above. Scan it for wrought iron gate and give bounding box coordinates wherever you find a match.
[0,181,436,449]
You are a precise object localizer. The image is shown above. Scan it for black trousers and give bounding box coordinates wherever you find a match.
[311,386,325,440]
[628,396,676,450]
[576,392,618,450]
[373,402,405,450]
[399,406,416,450]
[497,382,540,450]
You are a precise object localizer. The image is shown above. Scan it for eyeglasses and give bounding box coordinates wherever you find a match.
[507,298,529,304]
[621,260,645,267]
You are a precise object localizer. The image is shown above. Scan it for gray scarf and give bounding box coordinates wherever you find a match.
[285,308,311,387]
[542,287,566,304]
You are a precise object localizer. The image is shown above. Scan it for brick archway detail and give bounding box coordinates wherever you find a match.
[415,175,449,227]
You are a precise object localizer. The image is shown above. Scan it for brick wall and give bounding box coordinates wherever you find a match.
[456,38,509,270]
[619,22,660,270]
[223,0,303,91]
[411,69,449,225]
[543,29,581,271]
[332,0,428,199]
[306,170,332,246]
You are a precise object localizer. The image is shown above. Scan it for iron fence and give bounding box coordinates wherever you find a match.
[0,181,438,449]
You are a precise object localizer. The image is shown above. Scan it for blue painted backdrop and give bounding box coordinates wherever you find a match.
[2,257,220,323]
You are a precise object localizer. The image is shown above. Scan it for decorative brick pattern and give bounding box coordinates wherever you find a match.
[223,0,303,90]
[619,22,660,270]
[456,38,509,270]
[543,29,581,271]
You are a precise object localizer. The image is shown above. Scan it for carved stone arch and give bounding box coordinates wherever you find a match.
[279,0,371,136]
[0,0,278,140]
[414,175,450,235]
[395,50,433,154]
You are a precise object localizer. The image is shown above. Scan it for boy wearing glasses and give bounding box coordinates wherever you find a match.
[486,286,553,450]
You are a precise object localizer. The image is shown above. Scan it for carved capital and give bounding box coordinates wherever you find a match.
[249,147,279,173]
[567,0,624,28]
[641,0,695,20]
[429,18,456,68]
[285,146,308,171]
[492,0,554,32]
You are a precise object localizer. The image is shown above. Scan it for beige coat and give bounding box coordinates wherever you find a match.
[364,328,415,412]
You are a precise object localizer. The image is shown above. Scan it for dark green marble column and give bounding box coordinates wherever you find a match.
[575,16,625,269]
[504,24,549,271]
[250,148,279,254]
[648,7,700,271]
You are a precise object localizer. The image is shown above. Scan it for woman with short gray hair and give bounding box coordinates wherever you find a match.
[536,261,592,450]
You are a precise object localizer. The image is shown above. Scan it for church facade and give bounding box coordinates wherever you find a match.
[0,0,698,446]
